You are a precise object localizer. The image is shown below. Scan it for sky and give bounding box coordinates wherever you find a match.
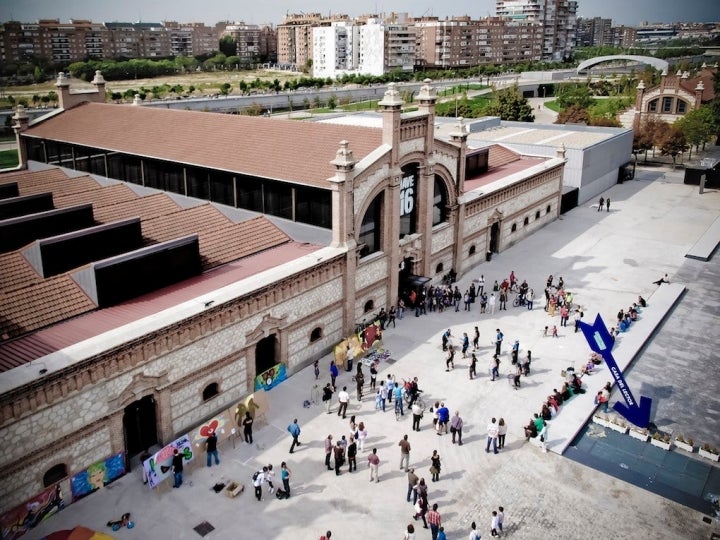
[0,0,718,27]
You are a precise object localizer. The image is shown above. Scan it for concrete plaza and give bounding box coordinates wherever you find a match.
[23,162,720,540]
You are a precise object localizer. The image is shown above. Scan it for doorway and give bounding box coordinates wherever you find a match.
[123,395,158,458]
[255,334,278,376]
[489,221,500,253]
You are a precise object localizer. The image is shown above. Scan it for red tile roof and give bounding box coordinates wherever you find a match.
[487,144,520,168]
[24,102,384,188]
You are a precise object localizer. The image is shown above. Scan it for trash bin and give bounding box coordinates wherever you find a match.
[346,358,353,372]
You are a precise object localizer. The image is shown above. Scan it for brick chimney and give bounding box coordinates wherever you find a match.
[378,82,404,165]
[329,140,357,249]
[55,72,71,109]
[416,78,437,154]
[12,105,30,170]
[91,70,107,103]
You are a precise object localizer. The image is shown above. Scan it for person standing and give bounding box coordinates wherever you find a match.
[370,361,378,390]
[337,386,350,419]
[486,417,499,454]
[445,346,455,372]
[252,467,266,501]
[313,360,320,380]
[347,436,357,472]
[469,353,477,380]
[427,504,442,540]
[491,354,500,381]
[491,510,500,537]
[495,329,504,356]
[399,434,411,472]
[497,506,505,534]
[368,448,380,483]
[450,411,464,445]
[322,383,335,414]
[499,289,507,311]
[436,403,450,435]
[498,418,507,449]
[356,368,365,401]
[280,462,291,497]
[205,430,219,467]
[472,327,480,351]
[329,361,339,388]
[430,450,441,482]
[388,305,397,328]
[357,422,368,452]
[287,418,301,454]
[412,400,423,432]
[598,196,604,212]
[172,448,184,488]
[461,333,470,358]
[606,197,610,212]
[324,434,333,471]
[265,464,275,494]
[242,411,254,444]
[489,293,496,315]
[560,305,569,327]
[478,274,485,294]
[469,521,481,540]
[407,468,419,504]
[333,441,344,476]
[394,383,405,416]
[379,382,388,412]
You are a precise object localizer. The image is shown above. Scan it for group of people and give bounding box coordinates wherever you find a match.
[323,417,371,477]
[610,295,646,335]
[251,462,292,501]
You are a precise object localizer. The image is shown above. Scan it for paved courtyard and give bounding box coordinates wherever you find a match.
[23,162,720,540]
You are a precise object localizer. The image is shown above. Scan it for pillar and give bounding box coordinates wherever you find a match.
[11,105,30,170]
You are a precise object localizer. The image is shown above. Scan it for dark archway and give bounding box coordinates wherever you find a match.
[255,334,278,376]
[123,395,158,458]
[489,221,500,253]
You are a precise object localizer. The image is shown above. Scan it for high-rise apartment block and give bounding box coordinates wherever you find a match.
[576,17,613,47]
[222,22,277,67]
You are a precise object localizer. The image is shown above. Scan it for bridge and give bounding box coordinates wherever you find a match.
[577,55,669,74]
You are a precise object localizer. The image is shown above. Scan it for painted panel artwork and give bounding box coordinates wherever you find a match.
[254,362,287,391]
[70,452,127,502]
[142,433,194,489]
[0,484,64,540]
[189,410,234,450]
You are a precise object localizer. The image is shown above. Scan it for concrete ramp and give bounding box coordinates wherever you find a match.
[686,215,720,261]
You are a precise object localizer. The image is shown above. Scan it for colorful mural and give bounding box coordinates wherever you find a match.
[189,411,233,451]
[0,484,64,540]
[70,452,126,502]
[142,433,193,489]
[254,363,287,391]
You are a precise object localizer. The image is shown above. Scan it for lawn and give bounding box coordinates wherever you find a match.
[544,97,632,117]
[0,149,19,169]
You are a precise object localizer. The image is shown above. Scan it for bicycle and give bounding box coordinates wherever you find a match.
[512,293,526,307]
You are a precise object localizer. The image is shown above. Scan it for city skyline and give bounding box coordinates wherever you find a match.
[1,0,718,27]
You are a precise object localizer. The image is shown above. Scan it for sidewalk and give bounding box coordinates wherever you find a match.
[24,164,720,540]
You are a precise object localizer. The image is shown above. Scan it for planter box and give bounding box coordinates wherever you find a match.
[607,422,628,434]
[674,440,695,453]
[628,429,649,442]
[699,448,720,462]
[650,438,672,450]
[224,481,244,498]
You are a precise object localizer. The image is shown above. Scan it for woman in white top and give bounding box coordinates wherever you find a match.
[356,421,368,452]
[403,523,416,540]
[497,418,508,450]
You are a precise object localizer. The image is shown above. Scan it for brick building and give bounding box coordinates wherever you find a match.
[0,74,565,514]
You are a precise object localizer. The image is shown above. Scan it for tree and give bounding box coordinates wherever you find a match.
[218,36,237,57]
[659,126,689,169]
[675,106,715,158]
[487,85,534,122]
[556,84,594,110]
[555,104,589,125]
[327,95,337,110]
[219,82,232,96]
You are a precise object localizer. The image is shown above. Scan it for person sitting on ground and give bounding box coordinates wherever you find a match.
[589,352,602,365]
[524,419,538,440]
[532,413,545,434]
[552,388,564,405]
[580,360,595,376]
[540,403,552,421]
[652,274,669,286]
[570,373,585,394]
[547,394,560,412]
[561,382,572,400]
[638,295,647,308]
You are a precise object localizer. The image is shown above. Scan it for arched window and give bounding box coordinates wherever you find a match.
[546,205,551,214]
[432,175,448,225]
[310,327,322,343]
[436,262,444,274]
[469,245,476,256]
[535,210,541,220]
[524,217,529,226]
[511,223,517,233]
[203,382,219,401]
[364,300,375,313]
[359,193,383,258]
[647,98,658,113]
[43,463,68,487]
[676,100,687,114]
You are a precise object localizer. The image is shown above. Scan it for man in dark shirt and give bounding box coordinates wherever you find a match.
[206,431,219,467]
[172,449,184,488]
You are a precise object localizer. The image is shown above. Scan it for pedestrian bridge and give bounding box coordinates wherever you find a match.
[576,55,669,74]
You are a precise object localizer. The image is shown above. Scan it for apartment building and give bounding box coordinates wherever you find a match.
[576,17,613,47]
[104,22,170,58]
[496,0,577,61]
[162,21,219,57]
[384,17,416,72]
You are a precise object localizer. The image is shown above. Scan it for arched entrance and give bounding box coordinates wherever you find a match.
[255,334,278,376]
[489,221,500,253]
[123,395,158,458]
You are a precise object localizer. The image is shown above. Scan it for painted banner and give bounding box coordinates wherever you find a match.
[233,392,267,429]
[142,433,194,489]
[0,484,64,540]
[70,452,126,502]
[578,313,652,427]
[254,363,287,391]
[189,410,234,453]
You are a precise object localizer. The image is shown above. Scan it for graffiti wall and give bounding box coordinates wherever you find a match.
[0,484,64,540]
[142,433,194,489]
[189,410,234,453]
[70,452,126,502]
[254,363,287,391]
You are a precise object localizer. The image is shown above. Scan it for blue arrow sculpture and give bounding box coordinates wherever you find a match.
[578,314,652,428]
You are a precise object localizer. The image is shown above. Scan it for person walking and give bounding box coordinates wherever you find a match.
[461,332,470,358]
[495,329,504,356]
[486,417,499,454]
[598,196,604,212]
[355,368,365,401]
[329,361,339,388]
[606,197,610,212]
[497,506,505,534]
[427,504,442,540]
[472,327,480,351]
[337,386,349,419]
[527,288,534,310]
[357,422,368,452]
[368,448,380,482]
[430,450,441,482]
[370,361,378,390]
[469,353,477,380]
[399,434,411,472]
[407,468,419,504]
[287,418,301,454]
[498,418,507,449]
[491,354,500,381]
[172,448,184,488]
[242,411,254,444]
[450,411,464,445]
[478,274,485,294]
[205,430,219,467]
[499,289,507,311]
[412,400,423,432]
[280,462,291,497]
[469,521,481,540]
[489,293,496,315]
[414,491,429,529]
[324,434,333,470]
[252,467,266,501]
[322,383,334,414]
[265,464,275,494]
[491,510,500,537]
[445,346,455,372]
